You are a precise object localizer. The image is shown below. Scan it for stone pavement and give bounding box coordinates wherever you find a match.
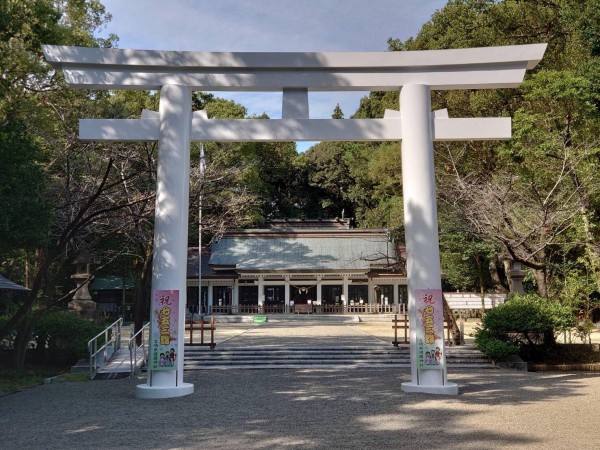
[217,318,391,348]
[192,316,600,347]
[1,316,599,449]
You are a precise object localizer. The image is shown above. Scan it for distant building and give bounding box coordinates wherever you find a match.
[186,219,408,314]
[90,275,135,317]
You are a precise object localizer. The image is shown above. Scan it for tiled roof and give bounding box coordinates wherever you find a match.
[209,230,396,271]
[90,276,134,291]
[187,248,233,279]
[0,274,28,291]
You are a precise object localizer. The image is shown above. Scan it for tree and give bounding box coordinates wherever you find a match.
[0,0,121,371]
[331,104,344,119]
[0,120,51,253]
[305,141,356,218]
[386,0,600,298]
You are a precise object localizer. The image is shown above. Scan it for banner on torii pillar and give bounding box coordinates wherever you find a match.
[415,288,445,369]
[149,290,179,371]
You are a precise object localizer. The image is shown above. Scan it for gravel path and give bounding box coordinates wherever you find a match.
[1,318,599,449]
[1,369,599,449]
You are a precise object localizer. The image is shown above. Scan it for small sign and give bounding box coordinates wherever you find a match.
[149,290,179,371]
[415,289,445,369]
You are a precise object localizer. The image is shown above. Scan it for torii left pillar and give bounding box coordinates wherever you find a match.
[136,84,194,399]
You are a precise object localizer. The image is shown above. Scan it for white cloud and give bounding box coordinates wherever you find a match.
[98,0,445,147]
[102,0,446,52]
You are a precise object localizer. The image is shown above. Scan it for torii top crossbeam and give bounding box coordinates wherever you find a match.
[43,44,546,91]
[43,44,546,143]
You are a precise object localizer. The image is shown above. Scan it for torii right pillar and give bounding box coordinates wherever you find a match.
[400,83,458,395]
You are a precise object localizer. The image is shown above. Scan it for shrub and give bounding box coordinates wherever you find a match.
[474,329,520,360]
[35,311,104,364]
[474,294,576,359]
[0,315,17,350]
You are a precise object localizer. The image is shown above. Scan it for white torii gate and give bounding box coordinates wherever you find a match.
[44,43,546,398]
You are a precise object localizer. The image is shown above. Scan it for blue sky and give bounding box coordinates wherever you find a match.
[99,0,447,150]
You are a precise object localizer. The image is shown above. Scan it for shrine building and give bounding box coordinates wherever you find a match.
[186,219,408,315]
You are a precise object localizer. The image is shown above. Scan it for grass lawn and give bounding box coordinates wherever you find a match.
[0,350,90,396]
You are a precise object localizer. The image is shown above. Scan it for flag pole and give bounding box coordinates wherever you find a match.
[198,143,205,317]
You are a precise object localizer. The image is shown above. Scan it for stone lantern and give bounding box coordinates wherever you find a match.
[501,256,526,295]
[68,253,96,319]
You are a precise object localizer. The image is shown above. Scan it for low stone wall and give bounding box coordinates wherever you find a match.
[444,292,507,310]
[528,363,600,372]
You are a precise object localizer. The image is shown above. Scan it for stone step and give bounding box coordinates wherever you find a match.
[182,345,494,370]
[186,358,407,365]
[185,346,488,357]
[185,348,407,355]
[185,355,490,364]
[186,355,410,362]
[185,363,414,370]
[183,361,496,370]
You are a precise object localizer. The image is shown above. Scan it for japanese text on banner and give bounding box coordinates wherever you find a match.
[149,290,179,371]
[415,289,445,369]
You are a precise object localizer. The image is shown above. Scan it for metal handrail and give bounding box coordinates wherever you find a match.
[128,322,150,375]
[87,317,123,379]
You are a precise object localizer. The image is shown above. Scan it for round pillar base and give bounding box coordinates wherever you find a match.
[401,381,459,395]
[136,382,194,399]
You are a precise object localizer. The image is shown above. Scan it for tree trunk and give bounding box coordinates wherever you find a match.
[0,246,52,343]
[442,294,461,345]
[565,141,600,292]
[12,314,39,373]
[502,258,513,294]
[490,257,508,293]
[579,204,600,292]
[474,255,487,314]
[134,248,153,345]
[533,268,548,297]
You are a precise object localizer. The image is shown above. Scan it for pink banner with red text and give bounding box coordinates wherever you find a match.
[149,290,179,371]
[415,289,445,369]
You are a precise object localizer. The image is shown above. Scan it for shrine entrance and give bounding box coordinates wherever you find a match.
[44,43,546,398]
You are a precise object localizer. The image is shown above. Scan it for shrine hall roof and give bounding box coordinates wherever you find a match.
[208,229,396,272]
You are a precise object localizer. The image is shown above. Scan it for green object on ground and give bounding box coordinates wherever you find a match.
[253,315,268,323]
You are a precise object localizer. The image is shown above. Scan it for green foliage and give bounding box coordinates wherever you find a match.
[483,294,574,335]
[0,0,115,120]
[35,311,104,364]
[331,104,344,119]
[385,0,600,298]
[352,92,399,119]
[574,319,596,344]
[474,294,576,358]
[482,296,552,335]
[361,196,404,231]
[305,141,355,217]
[473,329,519,360]
[204,97,247,119]
[439,217,498,291]
[0,316,16,349]
[0,120,51,252]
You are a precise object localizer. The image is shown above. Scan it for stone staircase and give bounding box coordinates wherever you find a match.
[183,344,495,370]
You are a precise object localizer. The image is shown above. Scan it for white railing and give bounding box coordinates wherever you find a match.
[128,322,150,374]
[87,318,123,379]
[211,304,408,315]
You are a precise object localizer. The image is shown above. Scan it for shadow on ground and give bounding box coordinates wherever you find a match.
[1,368,598,449]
